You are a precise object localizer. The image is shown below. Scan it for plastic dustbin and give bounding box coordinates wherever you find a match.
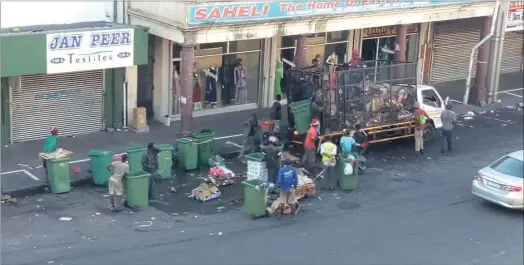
[89,150,115,185]
[155,144,174,179]
[176,137,198,171]
[47,157,71,194]
[125,171,151,209]
[192,131,215,167]
[242,179,269,219]
[338,152,358,191]
[290,100,311,135]
[245,152,267,181]
[127,146,147,174]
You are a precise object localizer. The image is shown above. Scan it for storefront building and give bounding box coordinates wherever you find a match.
[127,1,496,131]
[0,23,149,144]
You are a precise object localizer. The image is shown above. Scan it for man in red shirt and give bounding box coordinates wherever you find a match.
[413,102,431,155]
[301,119,319,169]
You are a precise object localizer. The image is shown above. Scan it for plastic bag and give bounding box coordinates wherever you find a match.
[344,162,354,175]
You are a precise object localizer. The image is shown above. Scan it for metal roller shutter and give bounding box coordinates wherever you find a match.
[501,31,523,73]
[12,70,104,142]
[430,19,481,83]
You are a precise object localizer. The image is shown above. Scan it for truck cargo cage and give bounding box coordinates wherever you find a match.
[285,60,418,135]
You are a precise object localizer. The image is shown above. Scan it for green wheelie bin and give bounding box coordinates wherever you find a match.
[176,137,198,171]
[192,131,215,167]
[89,150,115,185]
[47,157,71,194]
[155,144,174,179]
[241,179,269,219]
[125,171,151,209]
[338,152,358,191]
[290,100,311,135]
[127,146,147,174]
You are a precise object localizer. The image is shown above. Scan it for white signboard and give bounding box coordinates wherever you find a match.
[506,1,523,31]
[46,28,134,74]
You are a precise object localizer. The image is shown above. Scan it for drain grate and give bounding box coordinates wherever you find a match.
[337,201,361,210]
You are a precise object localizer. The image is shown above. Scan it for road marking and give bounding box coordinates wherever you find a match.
[448,99,463,104]
[215,134,243,140]
[498,91,523,98]
[496,87,523,93]
[478,115,517,124]
[0,169,40,181]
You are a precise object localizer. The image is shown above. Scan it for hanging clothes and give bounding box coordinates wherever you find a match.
[205,68,218,104]
[172,70,181,114]
[274,60,283,98]
[193,72,202,103]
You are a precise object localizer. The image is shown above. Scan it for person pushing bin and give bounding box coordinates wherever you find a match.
[141,143,159,200]
[42,127,59,184]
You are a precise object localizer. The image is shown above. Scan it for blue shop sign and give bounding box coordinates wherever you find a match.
[188,0,470,25]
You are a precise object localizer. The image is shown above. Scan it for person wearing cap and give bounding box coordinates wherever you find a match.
[413,102,431,155]
[320,135,337,190]
[42,127,59,183]
[440,104,457,154]
[107,154,129,211]
[142,142,159,199]
[301,119,319,170]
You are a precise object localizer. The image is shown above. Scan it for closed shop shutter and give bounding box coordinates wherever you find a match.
[430,19,481,83]
[501,31,523,73]
[12,70,104,142]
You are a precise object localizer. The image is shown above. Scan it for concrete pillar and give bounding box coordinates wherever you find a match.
[178,45,194,137]
[473,16,492,106]
[394,25,407,79]
[295,35,308,68]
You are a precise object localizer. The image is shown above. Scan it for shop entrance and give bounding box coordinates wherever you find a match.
[361,36,396,81]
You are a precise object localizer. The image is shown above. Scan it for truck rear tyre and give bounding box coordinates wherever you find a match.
[423,123,436,142]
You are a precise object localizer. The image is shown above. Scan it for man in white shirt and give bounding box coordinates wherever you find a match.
[107,154,130,212]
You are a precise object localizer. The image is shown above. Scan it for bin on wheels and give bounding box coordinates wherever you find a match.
[192,131,215,167]
[127,146,147,174]
[89,150,115,185]
[338,152,358,191]
[242,179,269,219]
[47,157,71,194]
[125,171,151,209]
[290,100,311,135]
[155,144,174,179]
[176,138,198,171]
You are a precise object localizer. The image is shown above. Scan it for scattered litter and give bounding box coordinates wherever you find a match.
[502,124,507,127]
[209,233,214,236]
[171,212,179,216]
[189,183,221,202]
[465,111,475,117]
[180,230,184,233]
[170,187,177,193]
[59,217,72,221]
[1,195,18,203]
[134,221,153,228]
[95,213,100,215]
[317,197,322,201]
[194,215,198,219]
[463,116,474,120]
[490,110,495,113]
[48,261,54,264]
[217,206,226,211]
[218,232,223,236]
[151,217,155,220]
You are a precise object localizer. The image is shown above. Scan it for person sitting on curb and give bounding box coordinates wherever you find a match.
[107,154,129,212]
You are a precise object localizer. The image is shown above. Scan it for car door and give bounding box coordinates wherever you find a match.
[418,88,444,129]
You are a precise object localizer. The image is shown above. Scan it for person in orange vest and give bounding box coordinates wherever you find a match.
[301,119,319,170]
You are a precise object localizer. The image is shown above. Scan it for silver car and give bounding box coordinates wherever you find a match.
[472,150,524,209]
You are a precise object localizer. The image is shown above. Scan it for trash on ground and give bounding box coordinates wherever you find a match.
[189,183,221,202]
[463,116,474,120]
[1,194,18,203]
[464,111,475,117]
[59,217,73,221]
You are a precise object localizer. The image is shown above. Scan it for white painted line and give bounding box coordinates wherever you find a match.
[22,169,40,181]
[214,134,243,140]
[478,116,517,124]
[499,91,523,98]
[0,169,25,175]
[68,158,90,164]
[497,88,523,93]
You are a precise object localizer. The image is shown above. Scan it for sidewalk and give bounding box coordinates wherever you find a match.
[1,107,278,196]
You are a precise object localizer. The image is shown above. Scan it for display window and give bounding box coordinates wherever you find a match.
[171,39,262,114]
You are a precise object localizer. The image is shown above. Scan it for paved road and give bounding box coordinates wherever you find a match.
[1,109,523,265]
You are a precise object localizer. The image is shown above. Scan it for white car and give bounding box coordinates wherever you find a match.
[472,150,524,209]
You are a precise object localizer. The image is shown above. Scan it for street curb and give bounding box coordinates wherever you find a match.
[2,150,241,199]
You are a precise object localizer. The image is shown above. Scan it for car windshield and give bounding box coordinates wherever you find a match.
[490,156,524,178]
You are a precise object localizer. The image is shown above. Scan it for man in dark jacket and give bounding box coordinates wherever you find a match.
[262,136,282,184]
[239,113,259,159]
[142,142,159,199]
[270,94,282,135]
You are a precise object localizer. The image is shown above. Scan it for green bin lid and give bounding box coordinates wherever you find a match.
[47,157,70,163]
[127,146,147,153]
[127,171,152,178]
[176,137,196,144]
[155,144,174,150]
[244,152,265,162]
[192,132,216,139]
[88,150,114,157]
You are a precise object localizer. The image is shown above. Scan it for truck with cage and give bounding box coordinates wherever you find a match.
[282,60,446,151]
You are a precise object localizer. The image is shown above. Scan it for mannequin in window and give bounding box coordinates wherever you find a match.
[274,58,283,100]
[234,58,248,105]
[325,52,338,72]
[205,66,219,108]
[172,64,181,114]
[192,62,202,110]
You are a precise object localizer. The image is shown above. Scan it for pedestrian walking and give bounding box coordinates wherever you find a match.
[277,159,299,221]
[141,143,159,200]
[261,136,282,184]
[301,119,319,170]
[107,154,129,212]
[320,135,337,190]
[413,102,431,155]
[239,113,258,159]
[42,127,59,183]
[440,105,457,154]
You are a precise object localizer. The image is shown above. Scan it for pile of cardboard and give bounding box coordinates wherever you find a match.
[39,148,73,160]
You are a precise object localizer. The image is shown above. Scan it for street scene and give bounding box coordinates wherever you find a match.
[1,1,523,265]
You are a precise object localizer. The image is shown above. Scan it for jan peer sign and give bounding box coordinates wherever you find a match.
[188,0,470,24]
[46,29,134,74]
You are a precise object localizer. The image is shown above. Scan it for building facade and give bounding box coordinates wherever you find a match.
[0,2,149,145]
[127,1,508,129]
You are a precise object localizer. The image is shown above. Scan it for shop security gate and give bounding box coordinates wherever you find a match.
[11,70,104,142]
[430,19,481,83]
[501,31,524,73]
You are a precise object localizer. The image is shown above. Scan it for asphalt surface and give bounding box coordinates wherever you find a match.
[2,108,523,265]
